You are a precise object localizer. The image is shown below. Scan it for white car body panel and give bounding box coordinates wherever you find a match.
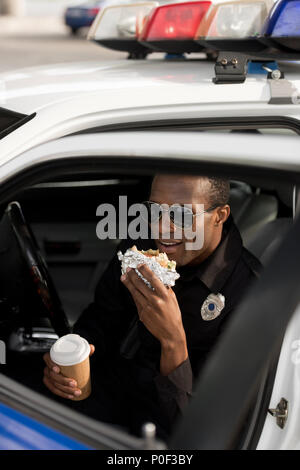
[1,60,300,163]
[0,60,273,113]
[257,303,300,450]
[1,131,300,182]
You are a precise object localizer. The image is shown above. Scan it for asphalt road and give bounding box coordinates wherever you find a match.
[0,29,127,73]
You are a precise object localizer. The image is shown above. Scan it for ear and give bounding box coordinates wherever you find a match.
[214,205,230,226]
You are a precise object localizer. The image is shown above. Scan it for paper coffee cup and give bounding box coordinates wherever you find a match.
[50,334,91,401]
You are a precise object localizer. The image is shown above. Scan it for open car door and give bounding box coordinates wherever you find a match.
[170,196,300,449]
[0,131,300,449]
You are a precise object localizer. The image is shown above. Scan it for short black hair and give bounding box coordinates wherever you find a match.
[149,174,230,206]
[206,177,230,207]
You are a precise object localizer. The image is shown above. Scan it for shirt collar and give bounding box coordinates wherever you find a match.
[177,215,243,293]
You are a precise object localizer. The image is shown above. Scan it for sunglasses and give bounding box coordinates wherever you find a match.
[141,201,219,229]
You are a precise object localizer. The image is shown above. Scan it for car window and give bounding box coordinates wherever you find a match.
[0,153,297,447]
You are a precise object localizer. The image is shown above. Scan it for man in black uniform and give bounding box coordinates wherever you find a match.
[43,174,261,438]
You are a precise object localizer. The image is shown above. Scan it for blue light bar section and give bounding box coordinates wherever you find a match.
[0,403,91,450]
[263,0,300,36]
[248,61,278,74]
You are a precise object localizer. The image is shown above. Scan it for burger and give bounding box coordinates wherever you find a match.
[118,245,180,287]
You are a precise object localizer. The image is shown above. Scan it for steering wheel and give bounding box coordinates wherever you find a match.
[6,201,70,337]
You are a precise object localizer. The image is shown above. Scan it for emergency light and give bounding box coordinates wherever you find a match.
[195,0,274,52]
[261,0,300,51]
[88,2,158,57]
[139,1,211,53]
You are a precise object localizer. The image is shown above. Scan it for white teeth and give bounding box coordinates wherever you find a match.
[161,242,180,246]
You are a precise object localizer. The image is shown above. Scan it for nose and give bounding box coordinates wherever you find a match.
[159,212,177,237]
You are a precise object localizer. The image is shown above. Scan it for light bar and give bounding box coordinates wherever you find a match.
[139,1,211,53]
[195,0,274,53]
[88,2,158,57]
[261,0,300,51]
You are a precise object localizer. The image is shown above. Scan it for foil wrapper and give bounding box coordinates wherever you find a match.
[118,248,180,288]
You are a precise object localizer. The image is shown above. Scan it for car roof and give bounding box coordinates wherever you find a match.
[1,58,300,114]
[1,57,300,162]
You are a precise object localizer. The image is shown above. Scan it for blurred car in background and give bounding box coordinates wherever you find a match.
[64,1,104,35]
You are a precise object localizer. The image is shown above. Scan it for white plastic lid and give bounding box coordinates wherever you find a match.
[50,334,90,366]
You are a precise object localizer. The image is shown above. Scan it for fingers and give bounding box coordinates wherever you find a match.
[128,268,155,298]
[43,374,79,400]
[90,344,95,356]
[43,367,82,399]
[123,265,167,299]
[121,271,146,307]
[137,264,167,297]
[43,352,60,374]
[46,366,77,388]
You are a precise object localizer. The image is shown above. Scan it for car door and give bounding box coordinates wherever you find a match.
[0,130,300,449]
[170,196,300,449]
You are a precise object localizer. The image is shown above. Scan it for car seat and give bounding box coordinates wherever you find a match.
[229,181,279,247]
[245,185,296,265]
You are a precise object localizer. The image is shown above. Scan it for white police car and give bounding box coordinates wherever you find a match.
[0,0,300,450]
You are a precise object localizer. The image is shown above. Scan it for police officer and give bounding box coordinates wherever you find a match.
[43,174,261,438]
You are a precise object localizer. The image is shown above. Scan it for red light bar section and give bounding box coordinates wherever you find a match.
[140,1,211,41]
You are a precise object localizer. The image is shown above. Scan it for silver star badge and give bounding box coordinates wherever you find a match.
[201,293,225,321]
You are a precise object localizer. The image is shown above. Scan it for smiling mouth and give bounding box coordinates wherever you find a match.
[159,241,182,246]
[157,240,183,253]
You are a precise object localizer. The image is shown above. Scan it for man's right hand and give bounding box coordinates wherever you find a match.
[43,344,95,400]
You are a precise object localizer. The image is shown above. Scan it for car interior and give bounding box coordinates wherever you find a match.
[0,133,298,446]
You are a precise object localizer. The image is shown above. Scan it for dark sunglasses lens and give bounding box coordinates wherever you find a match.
[171,206,193,228]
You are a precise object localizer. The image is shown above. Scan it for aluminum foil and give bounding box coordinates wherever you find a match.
[118,248,180,288]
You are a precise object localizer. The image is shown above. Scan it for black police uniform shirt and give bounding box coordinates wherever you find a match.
[73,215,261,436]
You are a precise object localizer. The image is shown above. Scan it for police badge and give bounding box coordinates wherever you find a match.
[201,293,225,321]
